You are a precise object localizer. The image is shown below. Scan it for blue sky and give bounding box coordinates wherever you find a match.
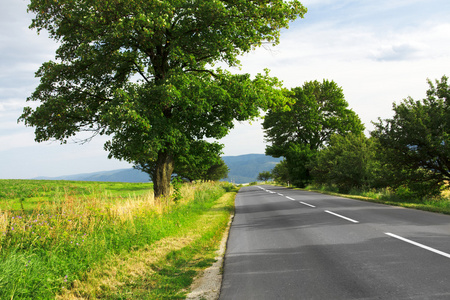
[1,0,450,179]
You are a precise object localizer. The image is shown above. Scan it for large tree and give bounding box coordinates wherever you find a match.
[372,76,450,197]
[263,79,364,187]
[19,0,307,197]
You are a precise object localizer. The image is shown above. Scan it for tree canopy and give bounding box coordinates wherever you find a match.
[311,133,378,193]
[372,76,450,197]
[257,171,272,182]
[20,0,307,197]
[263,79,364,155]
[263,79,364,187]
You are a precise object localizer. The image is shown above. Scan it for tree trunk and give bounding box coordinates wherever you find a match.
[152,150,174,198]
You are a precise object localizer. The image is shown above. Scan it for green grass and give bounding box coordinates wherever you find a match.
[0,180,236,299]
[99,192,235,299]
[0,179,153,212]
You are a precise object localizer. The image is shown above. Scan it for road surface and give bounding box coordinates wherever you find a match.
[220,185,450,299]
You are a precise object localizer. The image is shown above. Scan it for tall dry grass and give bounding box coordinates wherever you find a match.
[0,181,229,299]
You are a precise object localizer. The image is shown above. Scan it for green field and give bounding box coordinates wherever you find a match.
[0,179,235,299]
[0,180,153,211]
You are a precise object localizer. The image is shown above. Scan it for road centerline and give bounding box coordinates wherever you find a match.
[385,232,450,259]
[286,196,295,201]
[299,201,316,208]
[325,210,359,223]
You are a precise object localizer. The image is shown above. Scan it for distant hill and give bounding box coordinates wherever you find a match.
[34,168,150,183]
[34,154,281,184]
[222,154,281,183]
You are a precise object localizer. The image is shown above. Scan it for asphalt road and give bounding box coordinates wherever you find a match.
[219,185,450,300]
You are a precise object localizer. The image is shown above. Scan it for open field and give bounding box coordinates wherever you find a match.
[0,180,153,212]
[0,180,235,299]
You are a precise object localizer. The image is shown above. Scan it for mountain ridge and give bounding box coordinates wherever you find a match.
[33,154,281,184]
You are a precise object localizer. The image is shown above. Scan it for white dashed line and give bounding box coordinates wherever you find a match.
[385,232,450,259]
[286,196,295,201]
[325,210,359,223]
[299,201,316,208]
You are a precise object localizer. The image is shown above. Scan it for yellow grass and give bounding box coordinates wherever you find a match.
[0,209,8,236]
[56,191,235,299]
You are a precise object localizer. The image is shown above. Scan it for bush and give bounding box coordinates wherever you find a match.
[311,133,378,193]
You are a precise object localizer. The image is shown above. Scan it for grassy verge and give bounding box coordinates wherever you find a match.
[0,180,236,299]
[302,184,450,215]
[62,191,236,299]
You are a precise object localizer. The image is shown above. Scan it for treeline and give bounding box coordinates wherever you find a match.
[261,76,450,200]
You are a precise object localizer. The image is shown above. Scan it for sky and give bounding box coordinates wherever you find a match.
[1,0,450,179]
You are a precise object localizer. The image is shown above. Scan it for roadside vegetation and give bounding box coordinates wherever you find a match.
[260,76,450,214]
[302,184,450,215]
[0,179,236,299]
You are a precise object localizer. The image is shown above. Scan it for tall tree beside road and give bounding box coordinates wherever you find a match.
[263,80,364,187]
[19,0,307,197]
[372,76,450,197]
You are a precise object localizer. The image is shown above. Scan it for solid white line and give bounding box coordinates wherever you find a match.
[385,232,450,259]
[299,201,316,208]
[286,196,295,201]
[325,210,359,223]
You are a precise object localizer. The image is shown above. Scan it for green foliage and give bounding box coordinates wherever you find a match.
[175,153,229,182]
[264,79,364,155]
[271,159,290,184]
[263,79,364,187]
[257,171,272,181]
[311,133,379,193]
[202,158,230,181]
[372,76,450,198]
[284,143,317,187]
[20,0,307,197]
[0,180,230,299]
[171,177,184,202]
